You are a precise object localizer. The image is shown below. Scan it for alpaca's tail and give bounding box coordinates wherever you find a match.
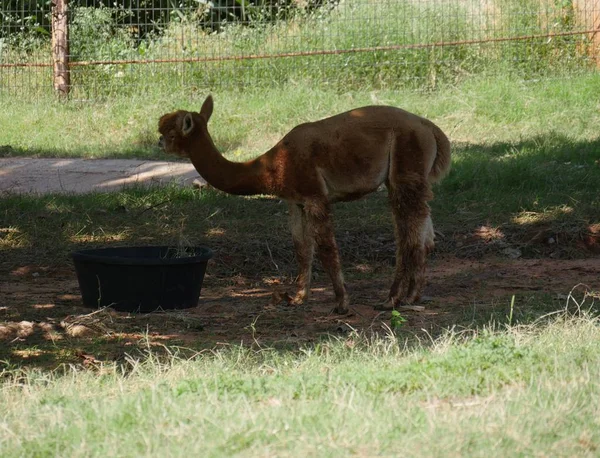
[428,124,451,184]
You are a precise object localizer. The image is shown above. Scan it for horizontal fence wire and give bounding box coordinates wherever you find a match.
[1,29,599,68]
[1,0,599,99]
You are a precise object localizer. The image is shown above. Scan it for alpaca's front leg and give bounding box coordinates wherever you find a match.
[304,201,349,315]
[289,203,314,305]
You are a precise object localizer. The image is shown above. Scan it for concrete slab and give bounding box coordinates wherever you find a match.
[0,158,206,195]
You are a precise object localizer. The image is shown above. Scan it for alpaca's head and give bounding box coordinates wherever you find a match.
[158,95,214,157]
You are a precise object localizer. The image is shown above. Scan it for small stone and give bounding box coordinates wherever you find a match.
[547,237,555,244]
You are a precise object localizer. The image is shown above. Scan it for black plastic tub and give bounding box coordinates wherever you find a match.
[71,246,213,313]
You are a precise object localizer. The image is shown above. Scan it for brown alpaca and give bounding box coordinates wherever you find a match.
[158,95,450,314]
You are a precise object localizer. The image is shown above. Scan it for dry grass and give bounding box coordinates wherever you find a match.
[2,314,600,456]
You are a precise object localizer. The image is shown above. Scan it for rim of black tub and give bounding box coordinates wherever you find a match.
[71,246,214,266]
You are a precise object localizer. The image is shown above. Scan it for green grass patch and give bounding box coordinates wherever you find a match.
[0,74,600,175]
[1,74,599,160]
[0,72,598,395]
[1,75,598,264]
[0,153,597,277]
[2,316,600,456]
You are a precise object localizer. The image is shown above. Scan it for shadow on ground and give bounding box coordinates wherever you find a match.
[1,133,599,370]
[1,254,598,371]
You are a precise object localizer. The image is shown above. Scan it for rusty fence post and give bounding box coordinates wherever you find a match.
[51,0,70,96]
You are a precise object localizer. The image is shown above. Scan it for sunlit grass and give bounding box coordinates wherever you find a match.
[1,316,600,456]
[1,73,599,161]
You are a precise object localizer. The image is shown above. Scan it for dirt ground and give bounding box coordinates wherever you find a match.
[1,255,598,369]
[1,158,598,369]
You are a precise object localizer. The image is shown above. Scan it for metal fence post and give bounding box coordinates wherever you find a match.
[52,0,70,96]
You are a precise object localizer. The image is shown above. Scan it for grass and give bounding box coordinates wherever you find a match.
[0,72,598,316]
[2,315,600,456]
[1,76,598,266]
[1,73,599,159]
[0,155,597,277]
[1,1,599,449]
[2,0,593,99]
[0,123,597,370]
[0,63,599,455]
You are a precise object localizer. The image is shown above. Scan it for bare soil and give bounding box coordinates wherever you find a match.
[0,158,203,195]
[0,158,598,369]
[1,255,598,369]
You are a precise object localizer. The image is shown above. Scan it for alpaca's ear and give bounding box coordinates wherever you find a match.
[200,95,213,122]
[182,113,194,136]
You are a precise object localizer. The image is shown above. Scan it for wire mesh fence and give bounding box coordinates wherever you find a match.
[1,0,599,99]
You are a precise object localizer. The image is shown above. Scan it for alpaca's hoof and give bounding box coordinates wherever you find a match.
[271,289,308,307]
[332,296,350,315]
[290,290,308,306]
[374,299,395,311]
[332,305,350,315]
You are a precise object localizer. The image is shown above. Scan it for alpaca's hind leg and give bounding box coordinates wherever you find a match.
[378,176,432,310]
[304,201,349,315]
[289,203,315,305]
[424,214,435,255]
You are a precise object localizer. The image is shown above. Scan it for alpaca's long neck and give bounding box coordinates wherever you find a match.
[189,132,272,196]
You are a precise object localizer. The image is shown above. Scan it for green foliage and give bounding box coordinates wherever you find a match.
[70,7,134,61]
[0,0,332,39]
[1,0,597,99]
[0,0,51,52]
[0,0,52,37]
[390,310,407,331]
[493,0,585,77]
